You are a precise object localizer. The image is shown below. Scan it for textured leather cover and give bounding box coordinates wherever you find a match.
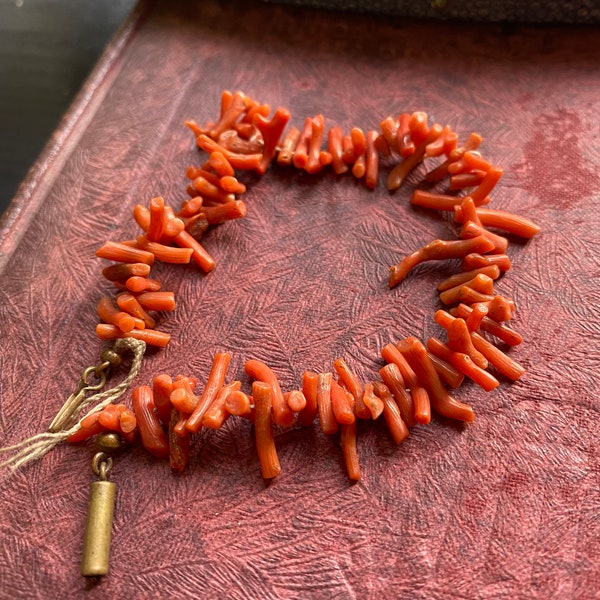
[0,1,599,598]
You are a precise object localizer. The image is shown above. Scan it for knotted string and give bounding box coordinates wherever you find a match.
[0,337,146,475]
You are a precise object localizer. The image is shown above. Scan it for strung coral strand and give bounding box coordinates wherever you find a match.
[64,90,538,484]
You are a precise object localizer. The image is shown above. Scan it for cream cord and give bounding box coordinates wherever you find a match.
[0,337,146,474]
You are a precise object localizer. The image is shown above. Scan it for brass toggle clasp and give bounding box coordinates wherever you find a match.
[81,452,117,577]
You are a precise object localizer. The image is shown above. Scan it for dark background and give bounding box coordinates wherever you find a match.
[0,0,137,217]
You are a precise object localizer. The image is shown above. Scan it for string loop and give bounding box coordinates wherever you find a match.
[0,337,146,476]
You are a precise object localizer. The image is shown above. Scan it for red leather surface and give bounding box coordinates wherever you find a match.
[0,1,599,598]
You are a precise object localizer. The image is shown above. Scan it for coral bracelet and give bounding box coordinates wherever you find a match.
[0,89,539,577]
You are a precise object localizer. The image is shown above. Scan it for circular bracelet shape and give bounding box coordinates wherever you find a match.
[82,89,539,481]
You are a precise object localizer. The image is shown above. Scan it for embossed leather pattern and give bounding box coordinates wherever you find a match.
[0,1,599,598]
